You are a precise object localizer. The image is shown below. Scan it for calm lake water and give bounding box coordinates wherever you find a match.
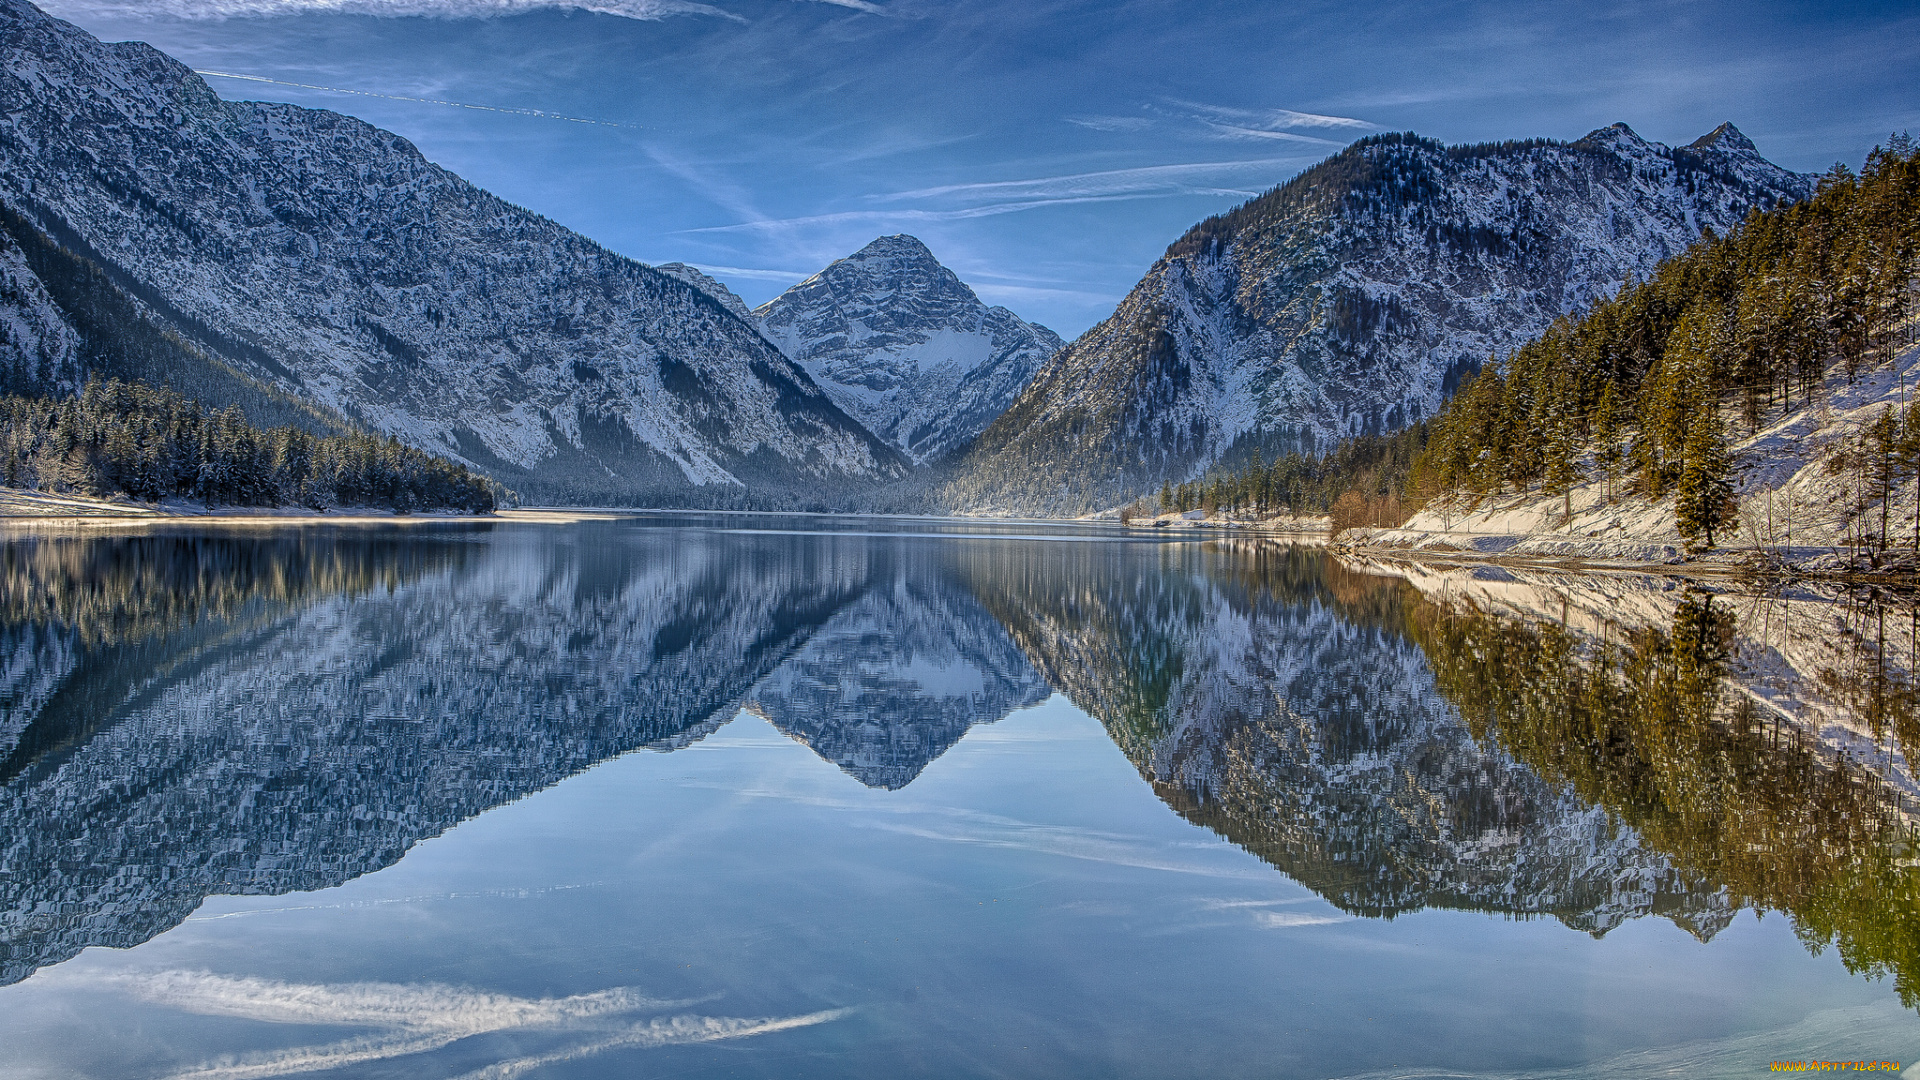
[0,514,1915,1079]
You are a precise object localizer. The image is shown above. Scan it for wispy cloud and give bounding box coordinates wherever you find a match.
[877,159,1296,204]
[684,158,1301,234]
[1252,911,1344,928]
[93,971,848,1080]
[646,145,768,225]
[864,812,1264,879]
[1064,115,1151,132]
[41,0,737,21]
[1167,99,1377,131]
[679,263,813,282]
[970,282,1119,309]
[196,70,635,126]
[1156,99,1377,145]
[453,1010,854,1080]
[679,194,1178,234]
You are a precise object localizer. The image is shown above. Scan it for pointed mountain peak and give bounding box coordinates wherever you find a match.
[854,233,935,257]
[812,233,970,300]
[753,233,1061,464]
[1687,122,1759,155]
[1576,122,1657,151]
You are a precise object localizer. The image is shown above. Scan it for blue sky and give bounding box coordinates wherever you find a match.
[39,0,1920,337]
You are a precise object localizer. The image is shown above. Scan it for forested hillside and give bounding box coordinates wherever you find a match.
[0,378,500,513]
[1405,137,1918,550]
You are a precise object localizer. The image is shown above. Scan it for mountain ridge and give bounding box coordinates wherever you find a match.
[941,124,1812,515]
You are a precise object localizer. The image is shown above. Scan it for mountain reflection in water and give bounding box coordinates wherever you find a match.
[0,521,1914,1013]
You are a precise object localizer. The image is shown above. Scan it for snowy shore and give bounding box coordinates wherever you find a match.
[1336,343,1920,580]
[0,488,503,525]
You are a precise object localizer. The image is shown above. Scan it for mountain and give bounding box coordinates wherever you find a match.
[654,262,757,323]
[755,235,1064,464]
[942,125,1812,514]
[0,0,907,506]
[1361,138,1920,567]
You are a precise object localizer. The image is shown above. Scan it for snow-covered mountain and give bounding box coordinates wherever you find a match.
[944,125,1812,514]
[654,262,757,323]
[755,235,1063,464]
[0,0,906,504]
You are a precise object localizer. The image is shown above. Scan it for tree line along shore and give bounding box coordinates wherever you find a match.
[0,378,501,515]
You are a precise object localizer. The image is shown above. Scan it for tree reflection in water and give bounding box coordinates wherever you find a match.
[1403,569,1920,1007]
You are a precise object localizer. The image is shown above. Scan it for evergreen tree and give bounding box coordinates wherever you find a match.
[1675,404,1733,549]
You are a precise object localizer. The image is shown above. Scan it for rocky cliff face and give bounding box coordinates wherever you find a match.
[755,235,1063,464]
[0,0,906,504]
[945,125,1811,514]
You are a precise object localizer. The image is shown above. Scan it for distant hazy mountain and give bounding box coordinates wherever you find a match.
[0,0,906,505]
[755,235,1063,464]
[944,124,1811,514]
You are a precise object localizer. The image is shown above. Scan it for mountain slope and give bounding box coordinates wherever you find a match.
[943,125,1811,514]
[755,235,1063,463]
[0,0,907,505]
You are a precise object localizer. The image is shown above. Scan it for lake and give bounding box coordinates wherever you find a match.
[0,514,1914,1079]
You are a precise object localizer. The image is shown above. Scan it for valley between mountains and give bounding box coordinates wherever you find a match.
[1,0,1915,575]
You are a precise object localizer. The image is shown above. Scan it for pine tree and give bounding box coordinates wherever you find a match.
[1591,379,1622,501]
[1675,404,1733,550]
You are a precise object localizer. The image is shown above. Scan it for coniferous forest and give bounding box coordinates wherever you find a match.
[1409,138,1920,546]
[1149,425,1427,527]
[0,378,501,513]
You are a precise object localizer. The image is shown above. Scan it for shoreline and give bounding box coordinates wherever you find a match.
[0,490,1911,586]
[1325,534,1920,588]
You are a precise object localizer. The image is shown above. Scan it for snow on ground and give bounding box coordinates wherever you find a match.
[1341,336,1920,573]
[1079,505,1332,532]
[0,487,491,522]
